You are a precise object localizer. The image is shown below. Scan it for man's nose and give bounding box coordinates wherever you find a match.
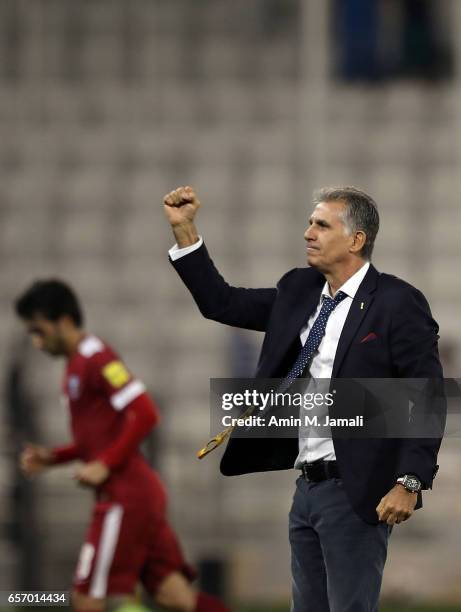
[304,226,315,241]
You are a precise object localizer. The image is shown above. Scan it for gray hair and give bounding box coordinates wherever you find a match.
[312,186,380,260]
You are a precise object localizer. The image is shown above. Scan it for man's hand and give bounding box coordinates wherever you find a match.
[75,461,110,488]
[376,484,418,525]
[163,186,201,248]
[20,443,54,476]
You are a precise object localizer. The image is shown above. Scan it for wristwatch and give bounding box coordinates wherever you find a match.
[396,474,422,493]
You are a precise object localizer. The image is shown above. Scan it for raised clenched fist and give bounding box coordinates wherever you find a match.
[163,186,201,227]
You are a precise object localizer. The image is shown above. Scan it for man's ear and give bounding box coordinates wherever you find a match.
[57,314,74,331]
[350,230,367,255]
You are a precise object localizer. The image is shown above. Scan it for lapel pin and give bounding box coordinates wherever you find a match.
[360,302,364,310]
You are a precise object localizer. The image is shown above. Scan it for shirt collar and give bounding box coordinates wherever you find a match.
[321,261,371,300]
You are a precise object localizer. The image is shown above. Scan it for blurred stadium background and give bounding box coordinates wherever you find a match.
[0,0,460,610]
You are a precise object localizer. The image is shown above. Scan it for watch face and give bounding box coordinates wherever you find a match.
[405,476,420,492]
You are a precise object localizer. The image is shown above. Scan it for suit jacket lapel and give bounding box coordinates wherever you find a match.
[257,269,324,377]
[332,265,379,378]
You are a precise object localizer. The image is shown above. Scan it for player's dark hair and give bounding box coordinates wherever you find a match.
[313,186,380,260]
[14,280,84,327]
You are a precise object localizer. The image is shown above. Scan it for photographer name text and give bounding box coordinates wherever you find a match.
[221,414,364,428]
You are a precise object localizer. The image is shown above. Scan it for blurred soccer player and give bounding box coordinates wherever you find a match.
[15,280,229,612]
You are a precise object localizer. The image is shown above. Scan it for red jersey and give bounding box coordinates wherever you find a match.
[58,334,163,505]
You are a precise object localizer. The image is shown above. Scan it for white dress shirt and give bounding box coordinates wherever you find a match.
[295,261,370,466]
[169,239,370,466]
[169,237,203,261]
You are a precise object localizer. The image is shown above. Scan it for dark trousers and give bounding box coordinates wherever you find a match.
[289,477,391,612]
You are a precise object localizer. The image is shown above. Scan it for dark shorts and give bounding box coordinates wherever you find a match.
[73,500,196,598]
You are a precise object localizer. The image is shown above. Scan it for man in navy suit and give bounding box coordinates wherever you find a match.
[163,185,444,612]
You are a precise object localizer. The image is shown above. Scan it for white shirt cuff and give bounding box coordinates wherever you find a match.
[169,236,203,261]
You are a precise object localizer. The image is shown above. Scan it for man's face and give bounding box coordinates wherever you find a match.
[304,200,354,272]
[24,315,68,356]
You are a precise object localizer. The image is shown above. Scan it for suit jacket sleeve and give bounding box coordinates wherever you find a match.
[170,242,281,332]
[390,285,445,488]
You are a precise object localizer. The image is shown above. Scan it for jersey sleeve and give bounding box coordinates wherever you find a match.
[90,347,147,412]
[97,393,160,469]
[51,442,80,464]
[87,344,161,470]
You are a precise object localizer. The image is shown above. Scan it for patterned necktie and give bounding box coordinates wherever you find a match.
[197,290,348,459]
[279,290,348,392]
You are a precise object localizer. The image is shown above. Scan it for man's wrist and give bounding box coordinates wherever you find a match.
[396,474,422,493]
[172,222,199,248]
[45,451,55,465]
[96,453,115,471]
[169,236,203,261]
